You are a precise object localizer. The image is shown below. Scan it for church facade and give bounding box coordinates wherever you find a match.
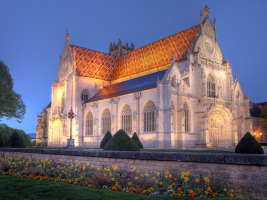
[36,7,252,148]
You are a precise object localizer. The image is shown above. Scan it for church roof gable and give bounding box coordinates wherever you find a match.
[86,70,166,103]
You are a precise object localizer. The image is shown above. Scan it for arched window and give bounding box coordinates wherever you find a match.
[143,101,156,132]
[184,102,189,132]
[171,75,176,88]
[102,108,111,134]
[207,74,216,98]
[85,111,93,135]
[81,89,90,102]
[121,104,132,133]
[61,92,65,113]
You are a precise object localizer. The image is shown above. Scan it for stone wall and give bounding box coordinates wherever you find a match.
[1,148,266,199]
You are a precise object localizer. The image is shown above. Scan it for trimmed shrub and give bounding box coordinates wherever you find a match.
[103,129,140,151]
[235,132,264,154]
[100,131,112,148]
[7,131,26,148]
[132,132,143,149]
[0,134,5,147]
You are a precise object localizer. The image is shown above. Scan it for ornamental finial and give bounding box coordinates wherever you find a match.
[203,5,210,17]
[65,29,70,43]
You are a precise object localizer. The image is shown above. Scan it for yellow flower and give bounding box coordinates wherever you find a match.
[133,168,136,171]
[128,182,132,186]
[134,176,138,180]
[157,172,160,176]
[86,163,89,166]
[181,174,184,178]
[205,191,209,195]
[182,171,186,175]
[111,178,115,181]
[91,165,94,167]
[223,188,227,192]
[195,178,199,183]
[230,189,233,193]
[166,170,169,175]
[153,177,156,180]
[77,163,80,165]
[137,170,139,173]
[97,168,100,170]
[145,173,149,177]
[169,175,172,178]
[165,175,168,178]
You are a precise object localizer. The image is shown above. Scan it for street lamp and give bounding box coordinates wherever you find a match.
[260,132,262,142]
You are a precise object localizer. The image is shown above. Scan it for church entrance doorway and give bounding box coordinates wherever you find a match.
[208,107,232,147]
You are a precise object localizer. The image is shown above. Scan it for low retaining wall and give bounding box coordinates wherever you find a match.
[1,148,267,199]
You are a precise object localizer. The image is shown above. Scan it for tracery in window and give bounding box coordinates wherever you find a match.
[171,75,176,88]
[207,74,216,98]
[184,102,189,132]
[143,101,156,132]
[81,89,90,102]
[61,92,65,113]
[121,104,132,133]
[85,111,93,135]
[102,108,111,134]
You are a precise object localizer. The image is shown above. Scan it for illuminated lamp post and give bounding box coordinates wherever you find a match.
[260,132,262,142]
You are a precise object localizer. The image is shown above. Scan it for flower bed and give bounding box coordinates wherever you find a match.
[0,156,235,198]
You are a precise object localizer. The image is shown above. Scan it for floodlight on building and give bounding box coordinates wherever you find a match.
[260,132,262,135]
[254,132,256,135]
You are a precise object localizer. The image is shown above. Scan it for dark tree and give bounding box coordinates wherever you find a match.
[103,129,140,151]
[7,131,26,148]
[132,132,143,149]
[100,131,112,148]
[0,60,26,123]
[235,132,264,154]
[0,134,5,147]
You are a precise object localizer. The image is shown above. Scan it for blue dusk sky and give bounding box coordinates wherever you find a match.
[0,0,266,134]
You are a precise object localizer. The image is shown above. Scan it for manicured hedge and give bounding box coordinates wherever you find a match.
[100,131,112,148]
[235,132,264,154]
[132,132,143,149]
[103,129,140,151]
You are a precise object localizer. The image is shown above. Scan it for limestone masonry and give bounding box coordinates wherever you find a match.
[36,6,252,148]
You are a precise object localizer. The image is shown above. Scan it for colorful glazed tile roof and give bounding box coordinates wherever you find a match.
[70,24,200,81]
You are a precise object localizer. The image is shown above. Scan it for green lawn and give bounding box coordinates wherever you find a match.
[25,146,233,153]
[0,176,243,200]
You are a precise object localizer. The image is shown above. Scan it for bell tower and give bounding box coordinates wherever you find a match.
[109,39,134,56]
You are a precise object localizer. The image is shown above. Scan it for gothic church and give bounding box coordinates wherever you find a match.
[36,6,252,148]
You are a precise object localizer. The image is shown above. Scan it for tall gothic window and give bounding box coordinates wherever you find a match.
[207,74,216,98]
[171,75,176,88]
[143,101,156,132]
[85,111,93,135]
[184,102,189,132]
[61,92,65,113]
[81,89,90,102]
[102,108,111,134]
[121,104,132,133]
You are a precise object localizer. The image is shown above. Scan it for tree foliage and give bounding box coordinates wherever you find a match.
[100,131,112,148]
[235,132,264,154]
[260,103,267,131]
[0,123,30,146]
[7,131,26,148]
[0,133,5,147]
[0,60,26,123]
[132,132,143,149]
[103,129,140,151]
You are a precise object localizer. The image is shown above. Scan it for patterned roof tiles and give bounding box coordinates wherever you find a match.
[69,24,200,81]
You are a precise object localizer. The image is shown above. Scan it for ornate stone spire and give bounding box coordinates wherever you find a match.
[235,72,238,80]
[203,5,210,18]
[65,29,70,43]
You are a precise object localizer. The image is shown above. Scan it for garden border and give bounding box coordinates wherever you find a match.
[0,148,267,166]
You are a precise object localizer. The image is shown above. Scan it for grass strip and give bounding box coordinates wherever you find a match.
[0,176,243,200]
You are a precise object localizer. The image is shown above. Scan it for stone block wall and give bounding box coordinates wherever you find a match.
[0,148,266,199]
